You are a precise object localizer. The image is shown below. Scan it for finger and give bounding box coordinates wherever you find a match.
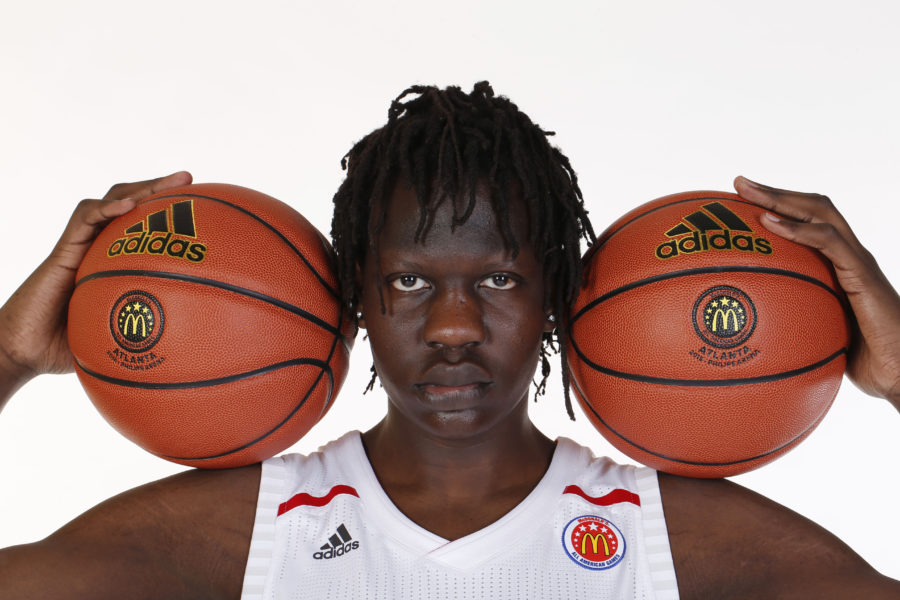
[757,212,879,295]
[101,170,193,202]
[51,172,192,271]
[733,176,864,251]
[57,197,135,248]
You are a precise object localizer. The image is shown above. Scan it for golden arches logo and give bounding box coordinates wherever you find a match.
[562,515,626,571]
[110,291,165,353]
[122,312,149,338]
[710,308,739,333]
[581,532,611,557]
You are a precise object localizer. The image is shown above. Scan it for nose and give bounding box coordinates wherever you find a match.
[424,287,486,351]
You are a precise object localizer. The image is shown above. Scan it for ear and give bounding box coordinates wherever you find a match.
[355,262,367,330]
[543,312,557,333]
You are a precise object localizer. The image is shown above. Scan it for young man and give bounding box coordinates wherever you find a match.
[1,83,898,599]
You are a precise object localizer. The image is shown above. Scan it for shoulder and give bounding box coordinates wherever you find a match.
[555,439,663,527]
[258,431,366,518]
[658,473,900,599]
[557,437,651,493]
[266,431,363,489]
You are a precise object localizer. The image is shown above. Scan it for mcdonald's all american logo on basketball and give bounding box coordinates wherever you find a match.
[110,291,164,353]
[693,285,757,349]
[107,198,207,262]
[105,290,167,372]
[562,515,626,570]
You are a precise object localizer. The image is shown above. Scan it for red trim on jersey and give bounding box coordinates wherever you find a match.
[277,485,359,516]
[563,484,641,507]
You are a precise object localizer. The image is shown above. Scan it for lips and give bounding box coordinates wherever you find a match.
[415,363,492,409]
[417,362,492,388]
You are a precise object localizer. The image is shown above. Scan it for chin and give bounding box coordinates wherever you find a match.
[416,406,523,445]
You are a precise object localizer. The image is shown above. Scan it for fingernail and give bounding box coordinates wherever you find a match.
[763,211,780,223]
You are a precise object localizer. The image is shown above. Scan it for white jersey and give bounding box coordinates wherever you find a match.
[241,432,679,600]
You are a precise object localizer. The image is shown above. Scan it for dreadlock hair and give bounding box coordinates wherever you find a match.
[330,81,596,419]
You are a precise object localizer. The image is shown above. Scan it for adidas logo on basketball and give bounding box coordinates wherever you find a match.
[312,523,359,560]
[655,201,772,260]
[107,199,207,263]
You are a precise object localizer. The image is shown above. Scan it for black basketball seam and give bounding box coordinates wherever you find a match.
[75,357,335,461]
[569,335,847,386]
[185,304,347,460]
[149,192,340,300]
[79,305,348,462]
[160,365,335,462]
[316,302,347,415]
[76,356,329,390]
[76,278,351,462]
[569,373,835,467]
[75,269,340,336]
[570,265,843,325]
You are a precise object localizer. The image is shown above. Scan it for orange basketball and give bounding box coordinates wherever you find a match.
[68,183,353,468]
[567,191,850,478]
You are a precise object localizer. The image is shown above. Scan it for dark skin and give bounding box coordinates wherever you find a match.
[0,173,898,599]
[358,181,556,540]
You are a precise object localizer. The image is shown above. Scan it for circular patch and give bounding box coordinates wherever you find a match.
[561,515,626,570]
[692,285,757,349]
[109,290,164,353]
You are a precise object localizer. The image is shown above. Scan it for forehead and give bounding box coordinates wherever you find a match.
[377,180,531,257]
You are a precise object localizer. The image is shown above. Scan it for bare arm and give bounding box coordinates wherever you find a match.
[660,473,900,599]
[0,463,260,600]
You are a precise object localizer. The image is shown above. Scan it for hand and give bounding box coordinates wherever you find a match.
[734,176,900,410]
[0,172,193,384]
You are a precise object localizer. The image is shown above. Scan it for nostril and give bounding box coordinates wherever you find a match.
[424,299,486,349]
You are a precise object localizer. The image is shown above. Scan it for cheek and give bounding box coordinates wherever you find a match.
[361,303,419,376]
[486,300,546,357]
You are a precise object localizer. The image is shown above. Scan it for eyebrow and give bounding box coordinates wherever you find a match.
[378,251,523,268]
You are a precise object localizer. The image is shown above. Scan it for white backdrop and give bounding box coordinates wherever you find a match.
[1,0,898,581]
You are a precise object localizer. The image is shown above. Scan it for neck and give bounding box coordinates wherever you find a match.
[360,400,555,540]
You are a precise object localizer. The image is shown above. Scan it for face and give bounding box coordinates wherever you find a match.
[358,181,553,441]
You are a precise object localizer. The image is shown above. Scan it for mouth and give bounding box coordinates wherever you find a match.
[415,363,493,409]
[414,381,492,410]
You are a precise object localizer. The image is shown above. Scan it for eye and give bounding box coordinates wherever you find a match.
[389,274,429,291]
[480,273,518,290]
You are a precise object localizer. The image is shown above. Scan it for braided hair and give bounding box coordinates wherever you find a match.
[331,81,595,419]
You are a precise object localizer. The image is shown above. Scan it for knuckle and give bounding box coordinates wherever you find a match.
[105,182,129,198]
[73,198,95,214]
[811,193,834,210]
[817,222,839,240]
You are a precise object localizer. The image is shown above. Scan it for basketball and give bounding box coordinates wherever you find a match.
[567,191,850,478]
[67,183,353,468]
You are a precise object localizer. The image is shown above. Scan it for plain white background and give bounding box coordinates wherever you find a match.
[1,0,898,581]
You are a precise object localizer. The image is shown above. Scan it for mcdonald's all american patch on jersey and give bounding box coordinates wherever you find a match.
[562,515,626,570]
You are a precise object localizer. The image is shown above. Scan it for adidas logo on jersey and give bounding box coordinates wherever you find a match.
[655,201,773,260]
[312,523,359,560]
